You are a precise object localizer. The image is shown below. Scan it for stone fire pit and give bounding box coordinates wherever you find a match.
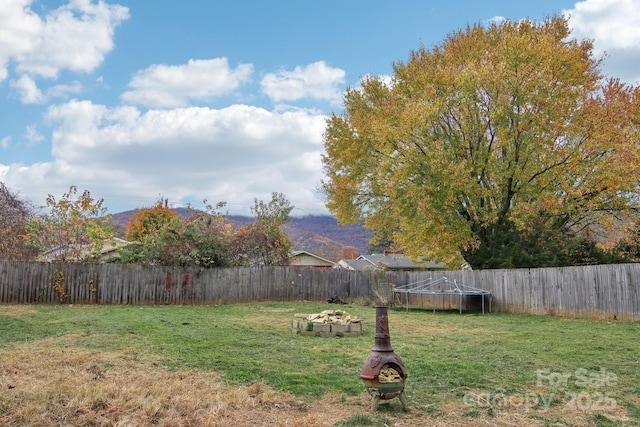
[292,309,363,337]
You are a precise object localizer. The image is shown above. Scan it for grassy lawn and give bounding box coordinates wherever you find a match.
[1,302,639,426]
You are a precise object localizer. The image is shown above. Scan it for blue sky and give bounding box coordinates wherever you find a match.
[1,0,639,216]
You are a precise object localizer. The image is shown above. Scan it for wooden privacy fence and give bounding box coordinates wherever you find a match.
[386,263,640,320]
[0,261,638,320]
[0,261,371,305]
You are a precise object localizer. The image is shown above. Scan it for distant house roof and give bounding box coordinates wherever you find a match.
[42,238,133,262]
[336,252,446,271]
[97,238,135,261]
[335,258,377,271]
[285,250,336,268]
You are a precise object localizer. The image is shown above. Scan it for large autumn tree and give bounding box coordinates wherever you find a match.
[322,16,640,268]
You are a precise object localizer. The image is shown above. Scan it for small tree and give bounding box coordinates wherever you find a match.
[115,199,232,268]
[230,193,294,266]
[125,199,179,241]
[0,182,38,260]
[26,186,114,261]
[186,201,232,267]
[139,216,193,266]
[335,245,358,261]
[609,218,640,262]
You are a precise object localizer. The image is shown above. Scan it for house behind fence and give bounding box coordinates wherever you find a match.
[0,261,638,320]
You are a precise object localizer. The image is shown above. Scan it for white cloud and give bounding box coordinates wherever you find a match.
[564,0,640,83]
[121,58,254,108]
[565,0,640,52]
[10,75,43,104]
[3,100,329,214]
[10,75,83,104]
[0,0,42,82]
[0,0,129,80]
[357,73,394,90]
[0,136,11,149]
[47,81,83,99]
[260,61,346,103]
[24,125,44,145]
[486,16,507,25]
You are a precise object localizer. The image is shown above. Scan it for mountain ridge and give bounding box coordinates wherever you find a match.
[110,209,373,262]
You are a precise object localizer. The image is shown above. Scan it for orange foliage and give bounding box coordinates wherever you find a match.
[335,246,358,261]
[125,201,179,241]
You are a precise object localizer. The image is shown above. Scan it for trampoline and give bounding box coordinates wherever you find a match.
[392,276,492,314]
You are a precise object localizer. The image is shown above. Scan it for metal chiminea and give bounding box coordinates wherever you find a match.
[360,305,408,411]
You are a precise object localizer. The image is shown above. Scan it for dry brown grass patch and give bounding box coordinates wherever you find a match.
[0,306,39,317]
[0,340,365,426]
[1,342,632,426]
[0,337,544,427]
